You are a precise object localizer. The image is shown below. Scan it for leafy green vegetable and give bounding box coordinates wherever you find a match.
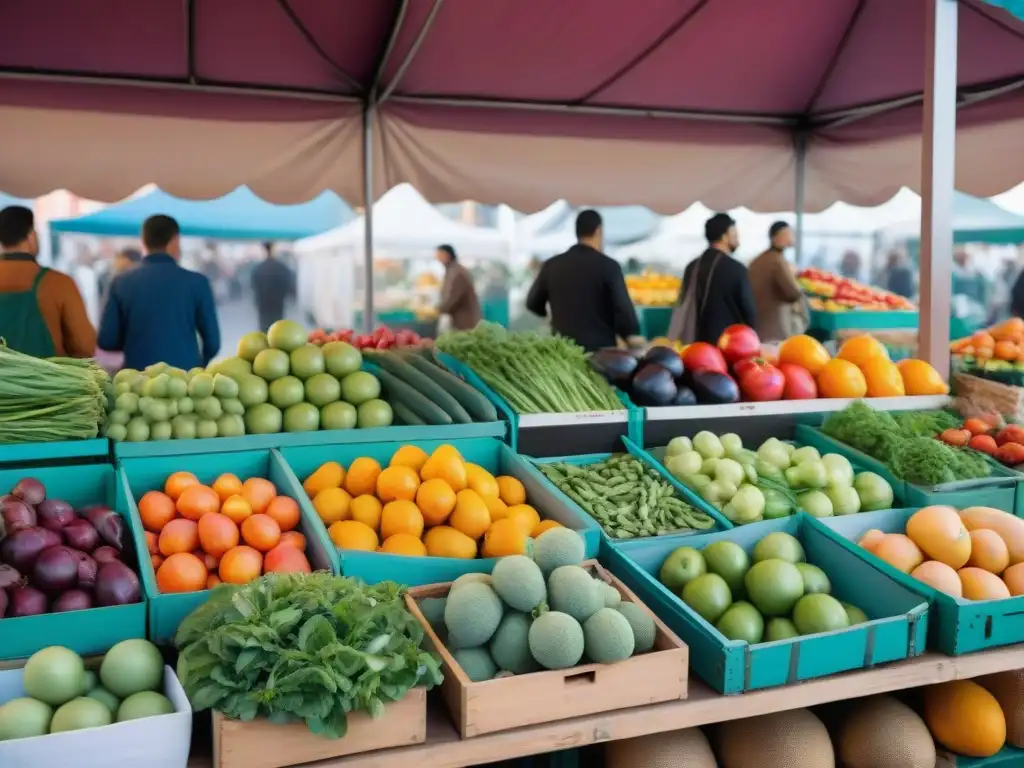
[174,573,441,738]
[892,410,961,438]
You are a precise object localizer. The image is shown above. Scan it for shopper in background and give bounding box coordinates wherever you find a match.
[436,244,482,331]
[952,248,989,308]
[526,209,642,351]
[251,241,295,332]
[98,214,220,370]
[0,205,96,358]
[747,221,807,342]
[880,250,915,299]
[673,213,757,344]
[100,247,141,305]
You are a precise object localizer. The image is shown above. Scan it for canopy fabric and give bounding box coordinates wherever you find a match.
[1,0,1023,211]
[882,191,1024,244]
[48,186,353,240]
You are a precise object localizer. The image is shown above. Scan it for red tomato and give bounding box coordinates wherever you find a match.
[717,324,761,363]
[996,442,1024,466]
[737,360,786,401]
[996,425,1024,447]
[963,417,993,437]
[778,363,817,400]
[969,434,998,456]
[681,343,728,375]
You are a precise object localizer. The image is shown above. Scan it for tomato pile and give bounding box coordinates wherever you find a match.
[307,325,429,350]
[939,418,1024,468]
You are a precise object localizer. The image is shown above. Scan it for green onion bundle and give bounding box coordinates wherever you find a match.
[0,344,110,443]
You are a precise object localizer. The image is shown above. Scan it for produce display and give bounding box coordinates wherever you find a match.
[798,268,916,311]
[105,319,391,442]
[0,345,110,443]
[951,318,1024,383]
[660,433,895,525]
[418,533,658,678]
[821,403,992,486]
[857,505,1024,600]
[0,639,171,740]
[625,271,680,307]
[936,415,1024,468]
[174,572,441,737]
[1,477,141,618]
[659,530,869,644]
[536,455,716,539]
[138,471,310,593]
[307,324,430,351]
[303,444,556,558]
[436,324,624,414]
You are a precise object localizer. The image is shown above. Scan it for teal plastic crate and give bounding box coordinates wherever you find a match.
[277,437,601,586]
[0,438,109,467]
[809,309,918,333]
[117,448,335,644]
[604,513,928,694]
[0,463,147,660]
[940,746,1024,767]
[814,508,1024,655]
[794,424,907,499]
[525,436,733,550]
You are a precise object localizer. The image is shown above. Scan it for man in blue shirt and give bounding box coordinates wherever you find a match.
[99,215,221,370]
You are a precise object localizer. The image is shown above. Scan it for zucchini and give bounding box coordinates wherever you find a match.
[402,353,499,422]
[391,401,426,426]
[374,368,453,425]
[365,351,472,424]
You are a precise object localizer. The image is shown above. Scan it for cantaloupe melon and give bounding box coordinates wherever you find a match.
[605,727,718,768]
[960,507,1024,565]
[923,680,1006,757]
[906,506,971,569]
[978,669,1024,748]
[836,694,936,768]
[718,708,834,768]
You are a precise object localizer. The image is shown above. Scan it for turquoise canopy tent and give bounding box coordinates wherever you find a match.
[884,192,1024,246]
[49,187,353,241]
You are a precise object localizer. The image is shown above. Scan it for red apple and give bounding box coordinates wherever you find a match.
[778,363,817,400]
[737,359,785,402]
[717,324,761,363]
[681,343,728,375]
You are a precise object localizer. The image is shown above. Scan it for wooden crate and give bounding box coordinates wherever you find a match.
[405,560,688,738]
[211,686,426,768]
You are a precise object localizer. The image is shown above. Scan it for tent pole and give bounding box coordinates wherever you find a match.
[363,106,375,334]
[919,0,957,381]
[794,132,808,267]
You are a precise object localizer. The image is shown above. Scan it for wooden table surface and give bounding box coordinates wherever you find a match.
[188,645,1024,768]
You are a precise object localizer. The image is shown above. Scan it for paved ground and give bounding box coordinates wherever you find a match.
[212,296,305,362]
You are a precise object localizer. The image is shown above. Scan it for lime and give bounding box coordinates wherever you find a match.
[341,371,381,405]
[150,422,172,441]
[305,373,341,407]
[283,402,320,432]
[144,362,168,377]
[237,331,270,362]
[166,377,188,400]
[113,368,140,387]
[269,376,306,409]
[177,396,194,415]
[842,601,869,625]
[764,617,800,641]
[245,403,282,434]
[323,341,362,378]
[752,532,805,564]
[195,397,222,421]
[187,373,214,399]
[253,349,290,381]
[108,410,131,426]
[289,345,325,380]
[792,593,849,636]
[356,399,393,428]
[659,547,706,594]
[681,573,732,624]
[237,374,269,407]
[715,601,764,643]
[125,418,149,442]
[702,540,750,596]
[795,563,831,595]
[221,398,244,416]
[115,392,139,415]
[266,320,308,352]
[321,401,357,430]
[744,559,804,617]
[171,415,197,440]
[141,374,169,399]
[105,424,127,442]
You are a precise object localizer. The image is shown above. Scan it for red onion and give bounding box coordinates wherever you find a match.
[11,478,46,506]
[36,499,75,531]
[8,586,47,617]
[1,527,61,572]
[0,497,36,536]
[0,589,7,618]
[92,546,120,564]
[94,561,141,606]
[32,546,79,593]
[0,564,22,589]
[85,506,126,551]
[75,552,98,589]
[52,589,93,613]
[63,519,100,552]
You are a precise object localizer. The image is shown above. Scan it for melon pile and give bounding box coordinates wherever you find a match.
[858,505,1024,600]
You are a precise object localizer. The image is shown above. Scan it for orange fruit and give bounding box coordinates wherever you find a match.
[264,544,312,573]
[911,561,963,597]
[138,490,178,533]
[959,567,1012,600]
[150,553,164,571]
[1002,563,1024,595]
[350,495,383,530]
[144,530,158,555]
[532,519,563,537]
[312,487,351,525]
[380,533,428,557]
[389,445,429,474]
[859,529,886,553]
[220,494,254,525]
[176,484,221,521]
[481,518,528,558]
[265,496,301,532]
[219,545,263,584]
[164,471,199,501]
[897,359,949,396]
[157,552,207,593]
[416,479,457,526]
[465,464,499,498]
[816,359,868,399]
[242,477,277,514]
[448,489,491,539]
[967,529,1010,574]
[861,357,906,398]
[837,335,889,368]
[201,552,220,571]
[303,461,344,498]
[496,476,526,506]
[377,465,421,503]
[211,473,244,502]
[328,520,379,551]
[241,513,282,552]
[423,526,477,559]
[906,505,972,569]
[279,531,307,550]
[197,512,240,558]
[381,500,425,540]
[158,518,199,556]
[506,504,541,536]
[344,457,382,497]
[872,533,924,573]
[778,335,831,375]
[421,449,467,491]
[206,574,222,589]
[484,495,509,521]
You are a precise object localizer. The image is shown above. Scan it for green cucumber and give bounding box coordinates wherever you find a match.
[365,351,472,423]
[402,353,499,422]
[391,401,426,426]
[374,368,453,425]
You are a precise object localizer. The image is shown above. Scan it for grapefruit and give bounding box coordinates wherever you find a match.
[253,349,290,381]
[323,341,362,378]
[289,345,326,380]
[745,559,805,617]
[659,547,706,593]
[702,540,750,595]
[715,601,764,643]
[795,563,831,595]
[266,319,308,352]
[237,332,269,362]
[752,532,805,564]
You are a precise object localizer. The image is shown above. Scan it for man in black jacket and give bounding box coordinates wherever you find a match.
[682,213,757,344]
[526,210,641,351]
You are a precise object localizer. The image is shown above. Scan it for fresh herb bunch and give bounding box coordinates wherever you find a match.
[892,410,961,438]
[174,573,442,738]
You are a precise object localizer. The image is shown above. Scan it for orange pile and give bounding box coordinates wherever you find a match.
[138,470,311,593]
[302,443,563,559]
[859,505,1024,600]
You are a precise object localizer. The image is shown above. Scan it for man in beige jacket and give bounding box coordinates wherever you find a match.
[747,222,808,342]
